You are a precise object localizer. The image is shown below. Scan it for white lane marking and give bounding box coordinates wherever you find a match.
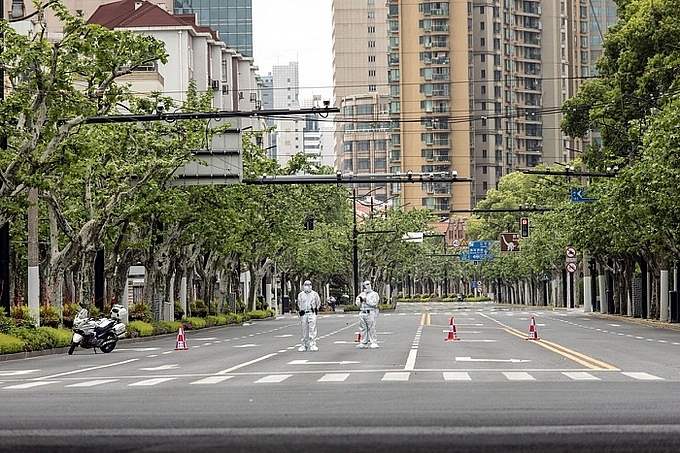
[190,376,234,385]
[35,358,140,380]
[622,372,664,381]
[0,370,39,376]
[404,349,418,371]
[115,347,160,352]
[3,381,59,389]
[233,344,258,348]
[382,372,410,382]
[128,378,176,387]
[563,372,600,381]
[318,373,350,382]
[443,372,471,381]
[288,360,359,365]
[65,379,119,387]
[217,354,277,375]
[456,356,530,363]
[275,334,293,338]
[140,364,180,371]
[254,375,291,383]
[503,372,535,381]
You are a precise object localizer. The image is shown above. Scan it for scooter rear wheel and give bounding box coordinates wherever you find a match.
[67,342,77,355]
[99,332,117,353]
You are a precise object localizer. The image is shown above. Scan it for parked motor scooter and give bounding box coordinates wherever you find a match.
[67,304,128,355]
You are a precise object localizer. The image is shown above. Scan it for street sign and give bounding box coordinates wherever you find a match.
[565,246,576,258]
[566,262,578,273]
[570,188,597,202]
[500,233,520,252]
[169,130,242,186]
[402,232,424,243]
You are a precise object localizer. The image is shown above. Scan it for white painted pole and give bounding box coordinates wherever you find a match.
[660,269,669,322]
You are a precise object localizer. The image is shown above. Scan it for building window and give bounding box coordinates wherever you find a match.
[368,26,375,33]
[358,158,370,170]
[357,140,371,151]
[368,40,376,48]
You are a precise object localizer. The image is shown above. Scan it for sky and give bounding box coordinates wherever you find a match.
[252,0,333,103]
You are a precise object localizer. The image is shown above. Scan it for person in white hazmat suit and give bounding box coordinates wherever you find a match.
[355,280,380,349]
[297,280,321,351]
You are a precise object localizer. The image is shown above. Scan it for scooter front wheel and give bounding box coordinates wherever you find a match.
[67,342,77,355]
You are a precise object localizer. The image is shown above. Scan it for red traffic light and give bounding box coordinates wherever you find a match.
[520,217,529,238]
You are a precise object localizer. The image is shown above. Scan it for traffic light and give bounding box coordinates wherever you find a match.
[520,217,529,238]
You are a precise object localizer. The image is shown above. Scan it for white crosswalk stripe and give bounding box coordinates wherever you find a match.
[254,374,291,383]
[2,381,59,389]
[503,372,535,381]
[562,372,600,381]
[382,372,410,381]
[443,372,472,381]
[65,379,119,387]
[621,372,664,380]
[128,378,176,387]
[191,376,234,385]
[318,373,350,382]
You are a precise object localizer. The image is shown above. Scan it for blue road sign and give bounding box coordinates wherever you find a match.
[570,188,596,202]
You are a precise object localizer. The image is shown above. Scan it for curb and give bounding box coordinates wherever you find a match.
[0,317,277,362]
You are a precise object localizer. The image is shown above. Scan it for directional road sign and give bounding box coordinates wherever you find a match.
[570,188,597,202]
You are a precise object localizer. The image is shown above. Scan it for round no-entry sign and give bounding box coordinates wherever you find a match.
[565,246,576,258]
[566,262,578,273]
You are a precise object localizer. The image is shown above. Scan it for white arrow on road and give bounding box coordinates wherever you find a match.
[288,359,359,365]
[456,356,530,363]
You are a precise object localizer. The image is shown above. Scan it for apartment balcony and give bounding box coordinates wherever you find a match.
[118,70,164,93]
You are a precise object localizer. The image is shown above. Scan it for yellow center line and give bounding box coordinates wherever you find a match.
[419,313,432,326]
[503,328,619,371]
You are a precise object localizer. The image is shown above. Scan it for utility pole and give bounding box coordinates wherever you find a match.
[0,2,10,315]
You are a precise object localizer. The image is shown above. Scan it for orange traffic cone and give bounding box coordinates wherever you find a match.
[526,316,539,341]
[175,325,189,350]
[354,331,362,342]
[445,316,461,341]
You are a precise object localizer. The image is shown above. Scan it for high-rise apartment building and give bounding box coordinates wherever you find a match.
[387,1,472,213]
[332,0,390,203]
[378,1,619,212]
[174,0,253,57]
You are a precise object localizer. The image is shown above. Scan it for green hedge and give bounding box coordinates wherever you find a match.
[0,332,26,354]
[127,321,154,337]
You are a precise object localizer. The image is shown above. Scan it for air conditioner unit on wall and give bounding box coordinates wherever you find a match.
[222,84,229,95]
[211,79,219,90]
